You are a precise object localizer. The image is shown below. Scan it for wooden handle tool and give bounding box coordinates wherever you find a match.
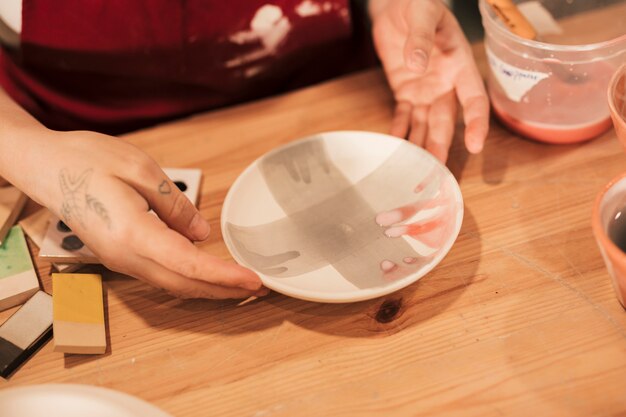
[486,0,537,40]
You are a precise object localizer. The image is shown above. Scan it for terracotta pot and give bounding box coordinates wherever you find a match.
[592,173,626,309]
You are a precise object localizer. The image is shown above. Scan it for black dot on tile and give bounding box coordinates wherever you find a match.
[61,235,84,251]
[174,181,188,192]
[57,220,72,233]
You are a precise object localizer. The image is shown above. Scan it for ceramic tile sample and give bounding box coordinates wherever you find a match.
[52,273,106,354]
[0,291,52,378]
[52,263,84,273]
[0,226,40,311]
[38,218,98,264]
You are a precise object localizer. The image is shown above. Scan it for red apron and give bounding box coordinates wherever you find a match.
[0,0,374,134]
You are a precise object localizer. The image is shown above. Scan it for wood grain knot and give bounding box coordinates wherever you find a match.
[375,299,402,323]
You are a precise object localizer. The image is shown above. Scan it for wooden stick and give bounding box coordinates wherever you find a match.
[486,0,537,40]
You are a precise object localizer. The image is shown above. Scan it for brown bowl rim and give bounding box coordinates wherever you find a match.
[592,172,626,263]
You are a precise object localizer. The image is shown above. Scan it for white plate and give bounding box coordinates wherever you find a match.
[0,384,172,417]
[222,131,464,303]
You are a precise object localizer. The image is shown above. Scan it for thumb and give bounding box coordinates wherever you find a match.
[122,161,211,242]
[403,0,445,74]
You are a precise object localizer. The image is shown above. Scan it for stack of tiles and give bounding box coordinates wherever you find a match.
[52,273,106,354]
[0,226,40,311]
[0,291,52,378]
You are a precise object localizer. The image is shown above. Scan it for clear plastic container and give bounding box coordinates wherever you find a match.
[479,0,626,143]
[608,63,626,147]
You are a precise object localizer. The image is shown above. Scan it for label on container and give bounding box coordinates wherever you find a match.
[486,47,549,102]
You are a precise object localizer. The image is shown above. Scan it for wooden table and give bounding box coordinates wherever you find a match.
[2,41,626,416]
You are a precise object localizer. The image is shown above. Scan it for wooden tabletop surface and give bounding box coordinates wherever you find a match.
[2,39,626,416]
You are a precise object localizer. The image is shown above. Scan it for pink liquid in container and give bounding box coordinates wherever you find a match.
[479,0,626,144]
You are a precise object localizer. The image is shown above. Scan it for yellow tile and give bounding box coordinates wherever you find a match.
[52,274,104,324]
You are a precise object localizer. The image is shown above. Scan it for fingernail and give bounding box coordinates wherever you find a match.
[239,273,263,291]
[468,140,484,154]
[380,260,397,272]
[190,213,211,241]
[255,287,270,297]
[408,49,428,73]
[376,210,403,227]
[384,226,406,238]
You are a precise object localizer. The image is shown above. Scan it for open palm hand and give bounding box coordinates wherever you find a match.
[370,0,490,161]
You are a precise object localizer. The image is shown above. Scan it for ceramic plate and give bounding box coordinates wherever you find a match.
[222,131,464,303]
[0,384,172,417]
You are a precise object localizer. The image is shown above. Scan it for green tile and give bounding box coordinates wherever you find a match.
[0,226,34,280]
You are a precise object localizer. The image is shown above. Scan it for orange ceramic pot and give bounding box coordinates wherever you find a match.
[592,173,626,309]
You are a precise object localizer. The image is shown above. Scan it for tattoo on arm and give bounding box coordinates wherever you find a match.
[59,169,112,230]
[158,180,172,195]
[86,194,112,229]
